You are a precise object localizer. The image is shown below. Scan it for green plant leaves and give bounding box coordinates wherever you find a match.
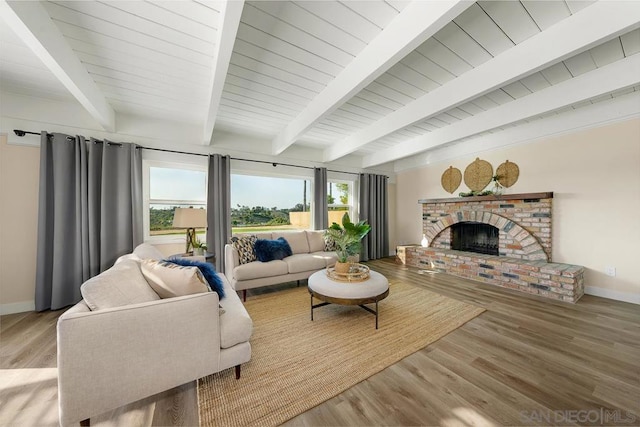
[325,212,371,262]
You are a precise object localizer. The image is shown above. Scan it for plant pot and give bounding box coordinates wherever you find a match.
[193,248,204,256]
[334,261,351,274]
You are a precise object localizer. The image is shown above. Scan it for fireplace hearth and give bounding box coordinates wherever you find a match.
[404,192,586,303]
[452,222,498,256]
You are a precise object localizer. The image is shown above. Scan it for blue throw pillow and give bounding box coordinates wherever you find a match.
[163,257,225,299]
[254,237,292,262]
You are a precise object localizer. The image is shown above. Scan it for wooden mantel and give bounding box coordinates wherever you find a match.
[418,192,553,204]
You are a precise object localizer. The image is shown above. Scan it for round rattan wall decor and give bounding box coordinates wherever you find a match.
[496,160,520,188]
[464,158,493,192]
[441,166,462,194]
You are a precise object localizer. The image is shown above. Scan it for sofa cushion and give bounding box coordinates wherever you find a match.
[255,237,293,262]
[306,230,325,253]
[218,276,253,348]
[133,243,165,260]
[284,254,327,274]
[311,251,339,267]
[252,232,273,240]
[81,259,160,311]
[234,260,288,281]
[140,259,210,299]
[272,231,309,254]
[230,235,257,264]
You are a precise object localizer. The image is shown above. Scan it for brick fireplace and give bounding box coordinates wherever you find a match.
[402,192,585,303]
[423,192,552,261]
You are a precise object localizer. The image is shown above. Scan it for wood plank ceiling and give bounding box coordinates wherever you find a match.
[1,0,639,169]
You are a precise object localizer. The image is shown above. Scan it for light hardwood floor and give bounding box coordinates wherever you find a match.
[1,258,638,426]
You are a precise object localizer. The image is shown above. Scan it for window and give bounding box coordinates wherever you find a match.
[231,173,312,234]
[328,181,354,225]
[143,158,207,242]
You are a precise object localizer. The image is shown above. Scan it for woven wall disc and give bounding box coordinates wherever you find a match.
[464,158,493,192]
[441,166,462,194]
[496,160,520,188]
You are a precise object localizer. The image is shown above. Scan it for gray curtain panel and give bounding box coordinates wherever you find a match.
[35,132,143,311]
[207,154,231,273]
[359,173,389,261]
[313,167,328,230]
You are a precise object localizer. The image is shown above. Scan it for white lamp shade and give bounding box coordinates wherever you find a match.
[173,208,207,228]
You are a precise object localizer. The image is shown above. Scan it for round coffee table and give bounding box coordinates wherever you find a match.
[308,270,389,329]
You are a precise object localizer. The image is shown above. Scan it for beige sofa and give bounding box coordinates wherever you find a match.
[225,230,338,299]
[57,244,253,426]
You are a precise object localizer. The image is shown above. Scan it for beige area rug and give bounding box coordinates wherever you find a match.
[198,280,485,426]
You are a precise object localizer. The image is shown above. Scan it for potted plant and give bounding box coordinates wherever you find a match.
[491,174,504,195]
[192,237,207,256]
[325,213,371,274]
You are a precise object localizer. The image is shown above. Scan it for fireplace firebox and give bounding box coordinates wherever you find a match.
[452,222,499,256]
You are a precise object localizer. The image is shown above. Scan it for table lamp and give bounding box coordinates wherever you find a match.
[172,207,207,254]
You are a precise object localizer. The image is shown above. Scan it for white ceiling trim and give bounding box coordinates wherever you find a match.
[326,0,640,162]
[0,0,115,132]
[204,0,244,145]
[270,0,474,155]
[393,92,640,172]
[363,53,640,168]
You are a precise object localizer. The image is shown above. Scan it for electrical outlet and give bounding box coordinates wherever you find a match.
[605,266,616,277]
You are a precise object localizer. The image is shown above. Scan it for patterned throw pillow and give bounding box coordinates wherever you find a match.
[324,234,337,251]
[230,235,258,264]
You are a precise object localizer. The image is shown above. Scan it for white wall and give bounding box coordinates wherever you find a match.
[0,134,39,314]
[395,118,640,303]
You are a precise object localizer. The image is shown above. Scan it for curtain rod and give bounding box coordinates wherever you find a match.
[13,129,365,176]
[14,129,110,144]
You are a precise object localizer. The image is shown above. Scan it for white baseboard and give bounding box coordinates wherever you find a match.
[0,300,35,315]
[585,287,640,305]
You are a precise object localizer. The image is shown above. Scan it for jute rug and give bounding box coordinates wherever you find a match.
[198,279,484,426]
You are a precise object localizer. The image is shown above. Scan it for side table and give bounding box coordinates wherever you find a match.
[170,251,215,265]
[396,244,419,265]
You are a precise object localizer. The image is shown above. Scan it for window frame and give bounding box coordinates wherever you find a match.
[142,154,208,244]
[230,167,315,234]
[327,178,357,225]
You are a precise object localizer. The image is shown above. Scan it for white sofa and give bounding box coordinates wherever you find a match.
[57,243,253,426]
[225,230,338,300]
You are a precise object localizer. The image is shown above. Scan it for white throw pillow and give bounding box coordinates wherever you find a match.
[81,259,160,311]
[306,230,325,253]
[140,259,210,299]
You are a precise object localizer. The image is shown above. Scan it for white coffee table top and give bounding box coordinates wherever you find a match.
[308,270,389,300]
